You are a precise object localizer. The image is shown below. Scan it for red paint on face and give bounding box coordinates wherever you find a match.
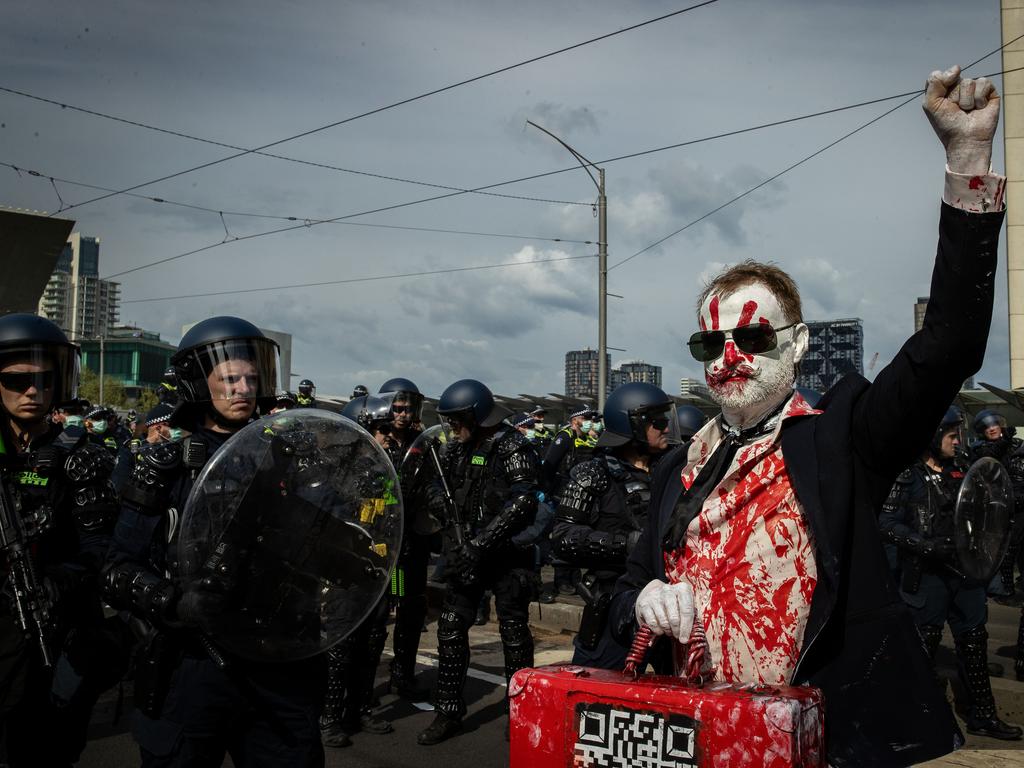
[709,296,720,331]
[736,300,758,328]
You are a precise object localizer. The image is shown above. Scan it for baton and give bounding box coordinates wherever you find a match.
[428,443,465,546]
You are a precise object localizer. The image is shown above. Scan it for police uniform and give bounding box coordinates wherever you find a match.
[881,458,1021,739]
[0,424,120,766]
[552,454,650,668]
[420,427,539,742]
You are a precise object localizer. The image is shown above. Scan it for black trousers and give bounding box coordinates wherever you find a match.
[390,532,431,681]
[132,653,326,768]
[432,564,536,719]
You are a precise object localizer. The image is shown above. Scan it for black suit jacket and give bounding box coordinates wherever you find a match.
[609,201,1004,767]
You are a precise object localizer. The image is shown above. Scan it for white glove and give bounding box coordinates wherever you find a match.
[922,65,1000,176]
[634,579,694,640]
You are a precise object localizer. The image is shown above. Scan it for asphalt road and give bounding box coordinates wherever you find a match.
[78,596,1024,767]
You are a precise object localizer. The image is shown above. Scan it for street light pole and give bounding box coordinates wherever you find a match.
[98,334,105,405]
[526,120,609,409]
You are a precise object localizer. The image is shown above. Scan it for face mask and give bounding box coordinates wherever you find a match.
[65,415,83,428]
[592,422,604,434]
[525,429,536,440]
[91,420,108,434]
[168,427,185,441]
[581,420,593,432]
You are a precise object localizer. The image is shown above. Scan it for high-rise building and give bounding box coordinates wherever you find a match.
[679,377,712,401]
[797,319,864,393]
[565,348,610,399]
[37,233,120,340]
[611,360,662,390]
[914,297,929,333]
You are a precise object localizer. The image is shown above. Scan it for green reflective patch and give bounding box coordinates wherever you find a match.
[17,471,48,487]
[471,455,486,466]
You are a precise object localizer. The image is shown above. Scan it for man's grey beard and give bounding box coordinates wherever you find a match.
[709,351,796,411]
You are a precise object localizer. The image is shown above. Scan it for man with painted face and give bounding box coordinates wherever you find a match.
[418,379,540,745]
[880,408,1020,740]
[553,382,674,669]
[102,316,328,767]
[0,313,120,767]
[609,67,1008,767]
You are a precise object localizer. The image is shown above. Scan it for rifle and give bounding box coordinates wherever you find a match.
[428,443,468,546]
[0,473,52,666]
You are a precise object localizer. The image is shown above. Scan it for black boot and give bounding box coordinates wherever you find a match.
[321,645,353,748]
[418,607,470,745]
[417,712,463,746]
[956,627,1023,741]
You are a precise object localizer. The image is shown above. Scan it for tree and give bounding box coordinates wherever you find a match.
[78,367,127,408]
[134,388,159,414]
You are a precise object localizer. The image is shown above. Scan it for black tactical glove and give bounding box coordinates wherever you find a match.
[173,580,227,627]
[450,542,482,585]
[916,536,957,560]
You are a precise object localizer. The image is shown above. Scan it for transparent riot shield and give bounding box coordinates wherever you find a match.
[177,409,402,662]
[400,424,452,535]
[954,456,1014,582]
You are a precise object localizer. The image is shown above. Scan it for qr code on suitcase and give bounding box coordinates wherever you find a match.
[573,702,698,768]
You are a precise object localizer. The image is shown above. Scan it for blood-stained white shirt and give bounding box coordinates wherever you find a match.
[664,392,820,686]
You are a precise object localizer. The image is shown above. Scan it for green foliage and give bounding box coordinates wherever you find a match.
[134,388,159,413]
[78,367,127,408]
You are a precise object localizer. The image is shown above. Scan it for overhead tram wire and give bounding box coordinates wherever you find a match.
[75,62,1020,282]
[44,0,720,216]
[0,86,590,210]
[121,253,598,304]
[610,47,1024,271]
[0,161,595,246]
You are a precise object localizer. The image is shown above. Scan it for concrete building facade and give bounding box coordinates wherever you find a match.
[611,360,662,389]
[796,318,864,393]
[565,348,610,399]
[37,233,120,340]
[1004,2,1024,387]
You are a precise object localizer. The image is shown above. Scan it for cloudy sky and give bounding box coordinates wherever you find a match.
[0,0,1011,399]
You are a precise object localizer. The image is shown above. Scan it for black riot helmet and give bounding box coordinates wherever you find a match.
[675,405,708,441]
[171,316,279,408]
[379,377,424,421]
[597,382,676,449]
[351,384,368,398]
[436,379,510,430]
[928,406,964,458]
[0,313,80,411]
[973,409,1007,438]
[298,379,316,398]
[341,395,393,434]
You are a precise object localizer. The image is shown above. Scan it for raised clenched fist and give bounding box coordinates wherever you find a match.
[923,65,1000,176]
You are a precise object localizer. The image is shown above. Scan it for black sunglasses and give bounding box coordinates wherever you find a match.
[391,405,411,414]
[0,371,55,393]
[687,323,796,363]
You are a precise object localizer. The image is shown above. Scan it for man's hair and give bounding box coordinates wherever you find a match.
[696,260,803,324]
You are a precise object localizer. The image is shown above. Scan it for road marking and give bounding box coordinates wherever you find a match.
[382,649,507,687]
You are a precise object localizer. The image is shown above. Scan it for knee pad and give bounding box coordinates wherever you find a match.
[498,617,532,648]
[438,609,470,646]
[955,625,988,653]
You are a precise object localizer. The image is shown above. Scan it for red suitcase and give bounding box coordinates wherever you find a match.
[509,660,825,768]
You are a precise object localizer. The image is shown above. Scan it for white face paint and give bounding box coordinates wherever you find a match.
[697,282,809,423]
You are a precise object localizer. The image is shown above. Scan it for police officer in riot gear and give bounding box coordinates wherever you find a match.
[351,384,368,400]
[157,367,179,406]
[102,316,329,767]
[0,313,120,767]
[881,407,1022,741]
[297,379,317,408]
[552,383,674,669]
[970,409,1024,598]
[375,378,432,700]
[417,379,540,746]
[318,395,397,748]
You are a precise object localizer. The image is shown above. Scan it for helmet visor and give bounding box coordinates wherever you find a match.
[386,391,424,422]
[185,338,279,403]
[0,343,79,409]
[628,403,681,448]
